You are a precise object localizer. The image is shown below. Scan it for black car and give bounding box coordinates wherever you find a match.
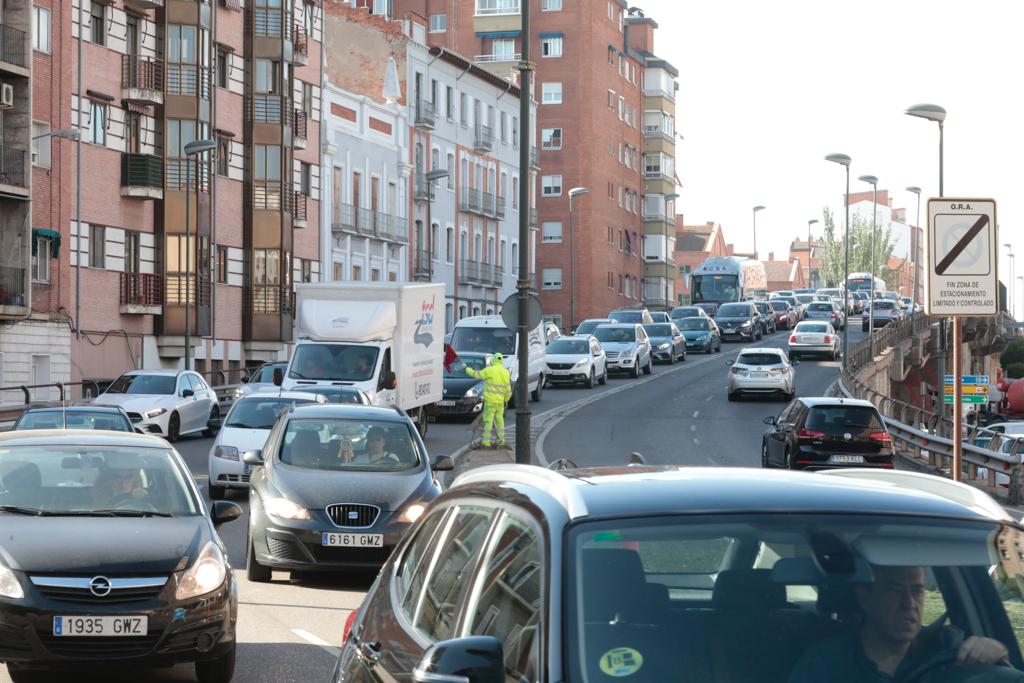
[332,462,1024,683]
[752,301,777,335]
[434,352,488,420]
[244,404,453,582]
[714,302,762,341]
[641,323,687,363]
[0,430,242,682]
[13,404,136,433]
[761,397,894,470]
[669,305,708,321]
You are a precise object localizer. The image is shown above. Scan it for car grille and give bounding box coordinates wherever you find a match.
[547,363,575,370]
[217,473,250,484]
[605,352,620,360]
[126,412,143,423]
[311,545,392,565]
[30,576,167,605]
[266,537,307,562]
[326,503,380,528]
[40,634,160,659]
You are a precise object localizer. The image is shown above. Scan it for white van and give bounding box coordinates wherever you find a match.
[449,316,546,405]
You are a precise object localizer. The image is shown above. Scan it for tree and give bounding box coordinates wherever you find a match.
[817,207,899,288]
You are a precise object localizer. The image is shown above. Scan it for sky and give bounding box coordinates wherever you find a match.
[635,0,1024,307]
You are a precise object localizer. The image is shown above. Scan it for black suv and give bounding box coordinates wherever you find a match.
[761,397,894,469]
[714,302,762,341]
[331,463,1024,683]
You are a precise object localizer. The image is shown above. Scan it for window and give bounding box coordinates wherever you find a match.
[299,259,313,283]
[541,35,562,57]
[124,231,140,273]
[254,59,280,94]
[541,82,562,104]
[253,144,282,208]
[88,225,105,269]
[445,85,454,120]
[216,48,229,88]
[215,246,229,284]
[541,175,562,197]
[512,177,519,209]
[31,121,50,168]
[89,1,105,45]
[541,221,562,243]
[541,127,562,150]
[500,112,508,143]
[428,13,446,32]
[431,223,439,260]
[475,0,520,15]
[446,227,454,263]
[396,510,450,623]
[299,161,312,196]
[541,0,561,9]
[32,237,51,283]
[491,38,515,60]
[216,136,231,176]
[446,153,454,189]
[460,93,468,126]
[88,101,107,145]
[542,268,562,290]
[32,6,50,53]
[301,82,314,116]
[303,1,315,35]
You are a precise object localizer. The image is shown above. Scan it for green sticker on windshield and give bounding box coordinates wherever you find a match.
[592,530,623,543]
[599,647,643,677]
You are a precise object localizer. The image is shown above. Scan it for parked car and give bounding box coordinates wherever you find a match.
[804,301,846,330]
[215,361,289,408]
[592,324,653,378]
[669,305,709,320]
[0,430,243,682]
[436,352,489,421]
[13,404,136,433]
[751,301,777,335]
[648,311,671,323]
[900,295,913,311]
[714,302,762,342]
[762,397,894,469]
[862,299,902,331]
[544,335,608,388]
[206,391,325,499]
[607,308,654,325]
[788,321,842,360]
[727,348,796,401]
[245,403,453,582]
[676,316,722,354]
[769,299,798,329]
[93,370,219,442]
[310,386,373,405]
[573,318,618,336]
[334,464,1024,683]
[642,323,687,364]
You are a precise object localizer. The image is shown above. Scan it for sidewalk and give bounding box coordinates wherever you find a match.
[442,410,524,487]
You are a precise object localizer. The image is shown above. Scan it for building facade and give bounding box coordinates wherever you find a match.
[673,220,729,305]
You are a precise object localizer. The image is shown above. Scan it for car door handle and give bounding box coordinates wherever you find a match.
[357,640,382,663]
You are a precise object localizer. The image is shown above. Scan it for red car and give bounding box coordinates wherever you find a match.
[769,300,798,329]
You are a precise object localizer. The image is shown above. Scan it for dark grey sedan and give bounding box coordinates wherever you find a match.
[244,404,453,582]
[642,322,687,363]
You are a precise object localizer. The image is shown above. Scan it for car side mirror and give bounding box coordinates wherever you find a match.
[413,636,504,683]
[431,455,455,472]
[181,388,195,398]
[243,449,264,466]
[381,371,398,391]
[211,500,243,526]
[272,367,284,386]
[207,416,222,432]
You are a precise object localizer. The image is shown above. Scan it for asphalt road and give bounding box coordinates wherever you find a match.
[2,324,860,682]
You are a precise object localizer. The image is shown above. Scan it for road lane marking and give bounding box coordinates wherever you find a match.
[291,628,341,659]
[690,425,697,432]
[692,410,700,418]
[693,438,701,446]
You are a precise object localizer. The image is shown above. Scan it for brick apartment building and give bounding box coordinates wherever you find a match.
[387,0,676,329]
[0,0,324,395]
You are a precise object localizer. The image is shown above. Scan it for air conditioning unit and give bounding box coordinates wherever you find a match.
[0,83,13,109]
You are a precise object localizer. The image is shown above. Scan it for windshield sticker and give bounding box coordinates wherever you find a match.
[591,530,622,543]
[599,647,643,677]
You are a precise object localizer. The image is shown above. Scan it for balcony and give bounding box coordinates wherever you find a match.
[0,265,26,312]
[643,167,674,184]
[166,64,209,99]
[244,285,293,316]
[120,272,163,315]
[460,259,485,285]
[475,0,520,14]
[332,203,358,237]
[120,153,163,199]
[459,187,483,215]
[121,55,164,105]
[474,52,521,63]
[643,124,674,142]
[0,24,27,73]
[125,0,162,10]
[474,124,494,152]
[293,109,308,149]
[413,174,432,202]
[293,24,309,65]
[482,263,504,287]
[495,195,506,219]
[415,100,437,130]
[530,146,539,169]
[414,249,432,282]
[0,147,26,190]
[292,191,307,228]
[480,190,497,218]
[250,95,285,124]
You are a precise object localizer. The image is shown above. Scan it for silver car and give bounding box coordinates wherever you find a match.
[804,301,846,330]
[592,324,653,378]
[727,348,796,401]
[788,321,842,360]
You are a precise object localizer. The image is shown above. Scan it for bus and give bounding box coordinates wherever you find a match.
[691,257,768,313]
[846,273,885,298]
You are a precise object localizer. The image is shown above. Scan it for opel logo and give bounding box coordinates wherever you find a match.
[843,433,853,441]
[89,576,113,597]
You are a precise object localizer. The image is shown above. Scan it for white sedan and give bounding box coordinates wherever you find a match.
[544,335,608,388]
[93,369,218,441]
[207,391,325,499]
[787,321,842,361]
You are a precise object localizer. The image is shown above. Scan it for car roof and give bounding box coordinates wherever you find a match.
[21,404,127,414]
[123,369,182,376]
[451,466,1005,523]
[242,390,325,400]
[987,422,1024,433]
[0,429,171,448]
[597,323,639,329]
[559,334,595,340]
[737,347,785,356]
[284,403,409,422]
[797,396,876,408]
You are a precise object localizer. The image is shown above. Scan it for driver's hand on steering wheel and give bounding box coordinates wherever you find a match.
[957,636,1009,666]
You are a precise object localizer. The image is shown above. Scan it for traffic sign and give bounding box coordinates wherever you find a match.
[945,395,988,404]
[500,293,543,330]
[944,375,989,384]
[927,198,998,316]
[944,384,988,395]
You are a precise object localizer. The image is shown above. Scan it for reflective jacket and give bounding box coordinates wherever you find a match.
[466,361,512,405]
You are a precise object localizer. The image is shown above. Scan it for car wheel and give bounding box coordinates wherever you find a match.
[643,357,653,375]
[762,442,770,468]
[202,405,220,438]
[667,350,675,365]
[209,484,226,501]
[680,349,687,362]
[247,534,272,583]
[196,642,236,683]
[631,361,641,379]
[727,391,738,402]
[716,340,723,353]
[167,412,181,443]
[599,368,608,385]
[531,376,544,402]
[784,449,793,469]
[585,369,595,389]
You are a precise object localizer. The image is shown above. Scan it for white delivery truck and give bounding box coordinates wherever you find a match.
[449,315,547,406]
[282,282,445,436]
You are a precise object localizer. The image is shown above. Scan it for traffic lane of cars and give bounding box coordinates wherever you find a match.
[541,329,868,469]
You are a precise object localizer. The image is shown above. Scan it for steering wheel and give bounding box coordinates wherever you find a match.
[903,657,1024,683]
[110,494,158,513]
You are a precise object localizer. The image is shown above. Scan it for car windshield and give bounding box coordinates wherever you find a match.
[594,327,635,343]
[105,374,176,395]
[226,397,312,430]
[278,418,422,472]
[575,320,611,335]
[796,323,830,334]
[717,304,750,317]
[15,410,132,432]
[610,311,643,324]
[568,513,1024,683]
[753,303,770,314]
[450,327,517,355]
[808,303,833,312]
[777,297,798,306]
[288,344,379,382]
[818,289,841,298]
[806,405,885,434]
[770,301,790,312]
[677,318,709,331]
[671,308,699,319]
[314,388,370,404]
[444,355,488,377]
[0,445,198,515]
[795,295,815,304]
[737,352,783,366]
[643,324,674,337]
[548,339,591,355]
[250,364,286,384]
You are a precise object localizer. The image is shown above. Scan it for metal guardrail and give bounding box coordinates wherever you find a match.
[0,381,104,430]
[840,310,1024,502]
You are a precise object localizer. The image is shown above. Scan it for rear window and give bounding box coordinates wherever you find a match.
[671,307,699,319]
[594,327,636,343]
[873,301,895,310]
[753,303,770,313]
[805,405,884,433]
[610,311,642,323]
[737,353,784,366]
[795,323,829,334]
[795,295,815,304]
[808,303,833,312]
[770,301,790,312]
[717,304,750,317]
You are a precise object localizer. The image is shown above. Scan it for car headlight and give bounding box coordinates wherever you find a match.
[464,383,484,398]
[398,503,427,524]
[175,541,227,601]
[574,358,589,367]
[213,445,239,461]
[741,321,752,328]
[699,334,711,342]
[658,343,670,351]
[0,562,23,600]
[144,408,167,419]
[263,497,310,520]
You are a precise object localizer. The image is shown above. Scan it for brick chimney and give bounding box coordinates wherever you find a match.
[768,252,775,261]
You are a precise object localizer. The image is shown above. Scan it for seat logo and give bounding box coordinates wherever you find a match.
[844,433,853,441]
[89,576,113,597]
[347,511,360,520]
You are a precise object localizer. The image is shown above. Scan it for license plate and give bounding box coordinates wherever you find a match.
[799,336,818,343]
[53,616,148,637]
[321,532,383,547]
[749,372,769,378]
[438,400,456,407]
[829,455,864,464]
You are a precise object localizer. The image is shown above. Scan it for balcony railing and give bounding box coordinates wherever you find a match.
[460,259,484,285]
[0,147,26,188]
[245,285,292,315]
[415,100,437,129]
[475,0,520,15]
[495,195,506,219]
[474,124,494,152]
[165,159,209,192]
[459,187,482,214]
[474,52,521,63]
[166,64,209,99]
[530,146,539,169]
[481,190,497,217]
[164,275,211,307]
[120,272,163,310]
[253,9,284,37]
[292,191,307,224]
[121,153,163,192]
[293,23,309,60]
[250,94,285,124]
[414,249,432,280]
[253,182,283,210]
[0,265,25,307]
[481,263,504,287]
[121,55,164,94]
[643,124,674,141]
[293,108,308,140]
[0,24,26,69]
[414,174,432,201]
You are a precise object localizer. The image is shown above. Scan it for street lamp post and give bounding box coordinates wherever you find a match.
[423,169,449,283]
[906,186,922,307]
[752,206,766,259]
[858,175,879,357]
[1019,276,1024,322]
[825,154,852,369]
[807,219,819,287]
[1004,244,1014,317]
[183,138,217,372]
[567,187,588,331]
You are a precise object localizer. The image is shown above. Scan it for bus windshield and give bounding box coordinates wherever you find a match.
[692,274,739,304]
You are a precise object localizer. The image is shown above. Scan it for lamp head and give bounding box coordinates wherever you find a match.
[905,103,946,123]
[906,186,922,195]
[184,139,218,156]
[568,187,589,198]
[825,153,851,167]
[426,169,450,182]
[808,219,819,226]
[753,205,766,213]
[858,175,878,186]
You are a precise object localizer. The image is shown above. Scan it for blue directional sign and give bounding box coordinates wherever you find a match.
[944,375,989,385]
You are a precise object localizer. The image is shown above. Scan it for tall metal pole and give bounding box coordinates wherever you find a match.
[184,156,192,372]
[936,121,946,423]
[752,209,757,258]
[912,190,921,306]
[515,0,533,465]
[568,193,575,330]
[868,184,877,356]
[842,167,850,368]
[1008,253,1015,318]
[952,315,962,481]
[75,1,83,340]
